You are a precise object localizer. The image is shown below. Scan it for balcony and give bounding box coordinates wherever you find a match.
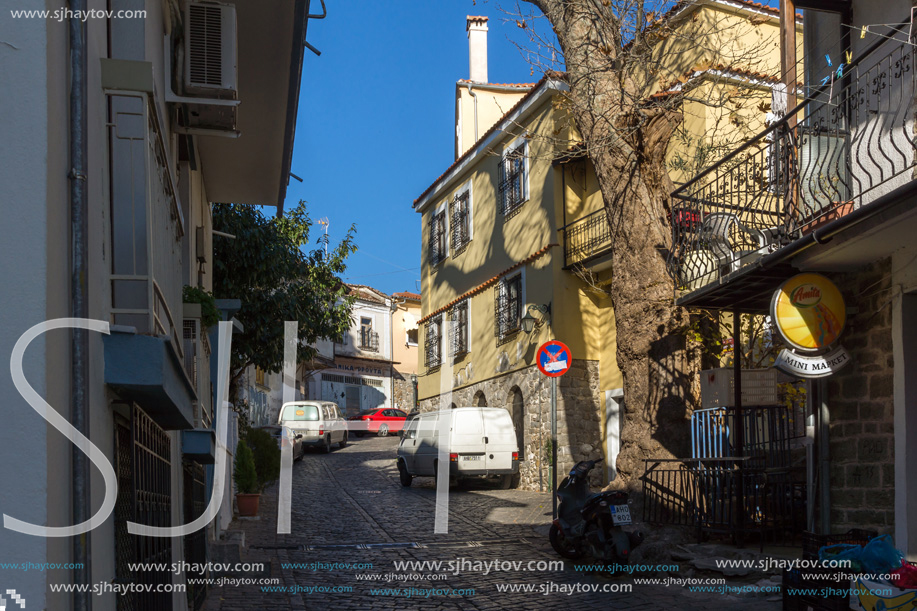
[360,330,380,353]
[560,209,612,268]
[667,32,915,307]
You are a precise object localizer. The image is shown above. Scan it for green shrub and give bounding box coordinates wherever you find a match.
[234,441,258,494]
[245,428,280,493]
[182,285,221,329]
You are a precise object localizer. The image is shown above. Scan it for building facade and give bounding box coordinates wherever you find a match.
[392,291,423,412]
[0,1,311,608]
[666,0,916,558]
[414,8,789,491]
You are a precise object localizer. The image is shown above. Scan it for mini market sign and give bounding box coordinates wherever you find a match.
[771,273,852,378]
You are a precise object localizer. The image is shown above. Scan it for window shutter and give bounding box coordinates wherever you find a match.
[498,155,507,215]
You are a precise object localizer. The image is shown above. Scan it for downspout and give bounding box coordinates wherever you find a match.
[69,1,91,609]
[466,82,478,142]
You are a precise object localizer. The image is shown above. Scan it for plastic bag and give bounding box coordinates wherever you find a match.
[819,543,864,571]
[860,534,905,575]
[891,562,917,589]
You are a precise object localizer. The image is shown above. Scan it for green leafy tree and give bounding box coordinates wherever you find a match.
[212,200,357,399]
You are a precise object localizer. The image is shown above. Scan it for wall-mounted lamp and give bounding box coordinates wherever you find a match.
[521,303,551,334]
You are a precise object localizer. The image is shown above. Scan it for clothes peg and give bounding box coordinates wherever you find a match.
[825,54,832,67]
[836,64,845,78]
[846,51,852,64]
[861,25,867,39]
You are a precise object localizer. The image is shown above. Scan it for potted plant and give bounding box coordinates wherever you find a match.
[234,440,260,516]
[247,427,281,495]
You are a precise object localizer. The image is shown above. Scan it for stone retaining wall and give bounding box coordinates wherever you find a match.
[419,359,605,490]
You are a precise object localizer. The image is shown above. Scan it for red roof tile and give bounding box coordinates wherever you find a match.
[457,79,536,88]
[418,244,558,324]
[393,291,422,301]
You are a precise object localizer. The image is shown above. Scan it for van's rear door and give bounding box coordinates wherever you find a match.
[482,409,516,472]
[452,409,486,473]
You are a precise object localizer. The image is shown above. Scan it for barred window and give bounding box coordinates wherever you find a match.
[429,209,448,266]
[499,142,528,218]
[360,317,379,352]
[451,190,471,254]
[450,300,469,357]
[494,273,523,341]
[425,316,442,369]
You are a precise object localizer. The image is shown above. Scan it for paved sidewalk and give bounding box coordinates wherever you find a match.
[202,435,783,610]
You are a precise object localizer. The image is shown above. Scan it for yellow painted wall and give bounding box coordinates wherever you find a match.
[392,298,422,375]
[455,84,530,158]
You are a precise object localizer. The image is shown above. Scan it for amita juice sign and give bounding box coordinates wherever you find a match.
[771,273,846,352]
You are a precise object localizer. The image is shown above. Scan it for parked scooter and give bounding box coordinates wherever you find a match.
[549,458,643,564]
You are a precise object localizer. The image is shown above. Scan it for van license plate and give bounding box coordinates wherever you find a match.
[611,504,631,525]
[461,455,481,461]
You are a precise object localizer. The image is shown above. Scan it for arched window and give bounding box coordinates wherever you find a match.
[473,391,487,407]
[509,387,524,460]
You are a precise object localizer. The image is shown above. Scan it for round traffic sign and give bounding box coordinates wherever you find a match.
[536,341,572,377]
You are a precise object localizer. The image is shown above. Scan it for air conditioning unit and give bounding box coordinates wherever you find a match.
[184,1,238,96]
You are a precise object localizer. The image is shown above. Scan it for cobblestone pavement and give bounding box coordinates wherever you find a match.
[202,435,783,610]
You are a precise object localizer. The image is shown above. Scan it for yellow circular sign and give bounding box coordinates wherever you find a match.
[295,410,305,416]
[771,273,846,352]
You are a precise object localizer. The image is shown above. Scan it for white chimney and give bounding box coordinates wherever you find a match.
[467,16,488,83]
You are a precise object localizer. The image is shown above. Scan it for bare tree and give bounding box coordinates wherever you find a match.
[512,0,784,481]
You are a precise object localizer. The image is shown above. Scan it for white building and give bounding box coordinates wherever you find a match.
[305,285,396,417]
[0,1,314,608]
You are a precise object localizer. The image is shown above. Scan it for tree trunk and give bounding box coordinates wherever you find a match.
[529,0,700,483]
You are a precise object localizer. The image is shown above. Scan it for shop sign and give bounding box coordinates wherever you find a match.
[774,345,851,378]
[771,273,851,378]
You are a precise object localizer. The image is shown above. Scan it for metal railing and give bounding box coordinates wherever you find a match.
[360,330,380,353]
[561,208,613,267]
[668,29,916,291]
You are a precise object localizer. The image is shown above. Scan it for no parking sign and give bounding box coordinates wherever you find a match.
[537,341,572,377]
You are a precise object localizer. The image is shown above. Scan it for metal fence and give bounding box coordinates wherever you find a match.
[560,208,612,267]
[668,30,916,290]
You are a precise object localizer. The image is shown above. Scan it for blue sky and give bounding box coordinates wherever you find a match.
[281,0,783,294]
[282,0,554,295]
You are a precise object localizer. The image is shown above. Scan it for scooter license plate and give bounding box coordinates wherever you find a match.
[610,504,631,525]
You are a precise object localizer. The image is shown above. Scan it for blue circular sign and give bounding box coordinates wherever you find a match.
[536,341,572,377]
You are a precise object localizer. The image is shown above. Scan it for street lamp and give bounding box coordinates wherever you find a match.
[521,303,551,334]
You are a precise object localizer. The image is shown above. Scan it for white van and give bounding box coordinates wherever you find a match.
[396,407,519,488]
[278,401,347,453]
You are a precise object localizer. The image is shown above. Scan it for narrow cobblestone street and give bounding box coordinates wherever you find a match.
[202,435,783,610]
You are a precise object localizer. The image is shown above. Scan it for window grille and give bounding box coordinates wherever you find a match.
[494,274,522,341]
[451,300,469,357]
[425,316,442,369]
[451,190,471,254]
[499,143,528,218]
[429,210,447,266]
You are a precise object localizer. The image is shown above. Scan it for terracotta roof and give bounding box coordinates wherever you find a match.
[393,291,422,301]
[650,64,783,100]
[457,79,536,88]
[418,244,558,324]
[466,15,488,22]
[346,284,389,304]
[414,72,566,207]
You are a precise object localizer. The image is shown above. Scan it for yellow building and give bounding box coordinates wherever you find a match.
[414,5,791,490]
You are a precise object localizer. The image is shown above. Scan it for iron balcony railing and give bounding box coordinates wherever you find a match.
[561,208,612,267]
[667,28,915,292]
[360,330,380,353]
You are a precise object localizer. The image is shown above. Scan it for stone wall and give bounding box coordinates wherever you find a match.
[826,258,895,535]
[392,369,415,413]
[419,359,605,490]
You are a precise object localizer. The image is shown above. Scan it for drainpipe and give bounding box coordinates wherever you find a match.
[69,1,91,609]
[466,82,478,142]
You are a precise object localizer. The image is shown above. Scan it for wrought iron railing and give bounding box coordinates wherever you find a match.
[668,29,915,292]
[561,208,612,267]
[360,330,380,352]
[424,323,441,370]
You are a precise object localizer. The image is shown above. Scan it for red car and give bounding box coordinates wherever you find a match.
[348,408,407,437]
